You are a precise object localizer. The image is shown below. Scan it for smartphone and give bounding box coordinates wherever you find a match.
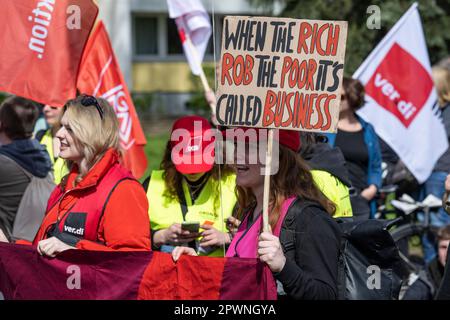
[181,221,200,233]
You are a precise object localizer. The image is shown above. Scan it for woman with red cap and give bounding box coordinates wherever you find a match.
[173,128,342,299]
[143,115,236,257]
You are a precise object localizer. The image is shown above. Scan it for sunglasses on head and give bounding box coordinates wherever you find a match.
[80,95,104,120]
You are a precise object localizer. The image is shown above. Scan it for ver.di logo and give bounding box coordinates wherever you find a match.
[365,43,433,128]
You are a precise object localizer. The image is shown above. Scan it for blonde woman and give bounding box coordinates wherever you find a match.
[0,95,151,256]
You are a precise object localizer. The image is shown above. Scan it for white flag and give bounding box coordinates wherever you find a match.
[353,2,447,183]
[167,0,211,75]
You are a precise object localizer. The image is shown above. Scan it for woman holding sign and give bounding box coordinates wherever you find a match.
[173,128,342,300]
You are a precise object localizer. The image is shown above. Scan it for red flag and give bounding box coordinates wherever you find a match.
[0,243,277,300]
[77,21,148,179]
[0,0,98,106]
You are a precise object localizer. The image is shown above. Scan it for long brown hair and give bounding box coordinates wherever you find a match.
[236,145,335,229]
[160,141,234,210]
[343,77,365,111]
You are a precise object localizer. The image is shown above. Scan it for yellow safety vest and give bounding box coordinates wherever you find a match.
[311,169,353,218]
[41,130,69,184]
[147,170,237,257]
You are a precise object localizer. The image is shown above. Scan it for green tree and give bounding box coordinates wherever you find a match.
[185,64,215,115]
[249,0,450,74]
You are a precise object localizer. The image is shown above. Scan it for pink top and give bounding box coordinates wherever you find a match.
[226,196,297,258]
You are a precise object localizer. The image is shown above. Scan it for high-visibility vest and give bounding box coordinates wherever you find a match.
[40,130,69,184]
[311,169,353,218]
[147,170,237,257]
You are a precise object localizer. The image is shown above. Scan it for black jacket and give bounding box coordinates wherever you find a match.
[436,247,450,300]
[302,142,352,187]
[275,199,342,300]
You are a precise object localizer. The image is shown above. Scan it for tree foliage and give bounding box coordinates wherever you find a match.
[249,0,450,74]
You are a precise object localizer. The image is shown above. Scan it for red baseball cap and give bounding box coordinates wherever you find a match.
[170,115,215,174]
[224,127,301,152]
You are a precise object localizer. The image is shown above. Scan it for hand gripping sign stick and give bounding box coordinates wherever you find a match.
[262,129,274,232]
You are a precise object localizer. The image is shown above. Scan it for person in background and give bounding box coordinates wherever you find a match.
[436,174,450,299]
[428,225,450,291]
[0,96,52,240]
[299,132,353,219]
[143,115,236,257]
[326,77,382,220]
[421,66,450,263]
[438,56,450,72]
[32,103,47,136]
[0,95,151,255]
[173,128,342,300]
[35,105,69,184]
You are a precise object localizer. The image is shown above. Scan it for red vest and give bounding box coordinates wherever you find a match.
[46,163,134,243]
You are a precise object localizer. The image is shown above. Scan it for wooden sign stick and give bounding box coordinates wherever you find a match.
[262,129,274,233]
[184,36,218,125]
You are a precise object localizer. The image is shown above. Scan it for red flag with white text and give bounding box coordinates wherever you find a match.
[77,21,148,179]
[0,0,98,106]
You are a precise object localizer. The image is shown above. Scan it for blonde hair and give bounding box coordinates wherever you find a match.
[432,66,450,107]
[63,96,120,184]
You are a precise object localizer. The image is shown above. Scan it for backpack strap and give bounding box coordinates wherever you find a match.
[9,159,34,181]
[35,129,47,142]
[12,158,55,184]
[278,198,323,261]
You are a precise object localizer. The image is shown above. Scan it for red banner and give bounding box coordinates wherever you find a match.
[0,243,276,300]
[77,21,148,179]
[0,0,98,106]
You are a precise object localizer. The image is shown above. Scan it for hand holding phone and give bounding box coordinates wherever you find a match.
[181,221,200,233]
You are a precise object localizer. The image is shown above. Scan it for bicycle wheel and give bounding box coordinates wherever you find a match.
[390,223,427,272]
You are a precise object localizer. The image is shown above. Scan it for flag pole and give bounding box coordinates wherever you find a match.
[183,35,218,125]
[262,129,274,232]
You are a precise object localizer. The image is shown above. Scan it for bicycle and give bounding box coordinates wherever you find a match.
[389,194,443,270]
[374,184,399,220]
[385,194,444,299]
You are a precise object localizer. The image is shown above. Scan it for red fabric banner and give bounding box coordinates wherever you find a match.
[0,0,98,107]
[0,243,277,300]
[77,21,148,179]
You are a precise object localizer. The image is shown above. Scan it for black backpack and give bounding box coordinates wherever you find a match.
[279,200,405,300]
